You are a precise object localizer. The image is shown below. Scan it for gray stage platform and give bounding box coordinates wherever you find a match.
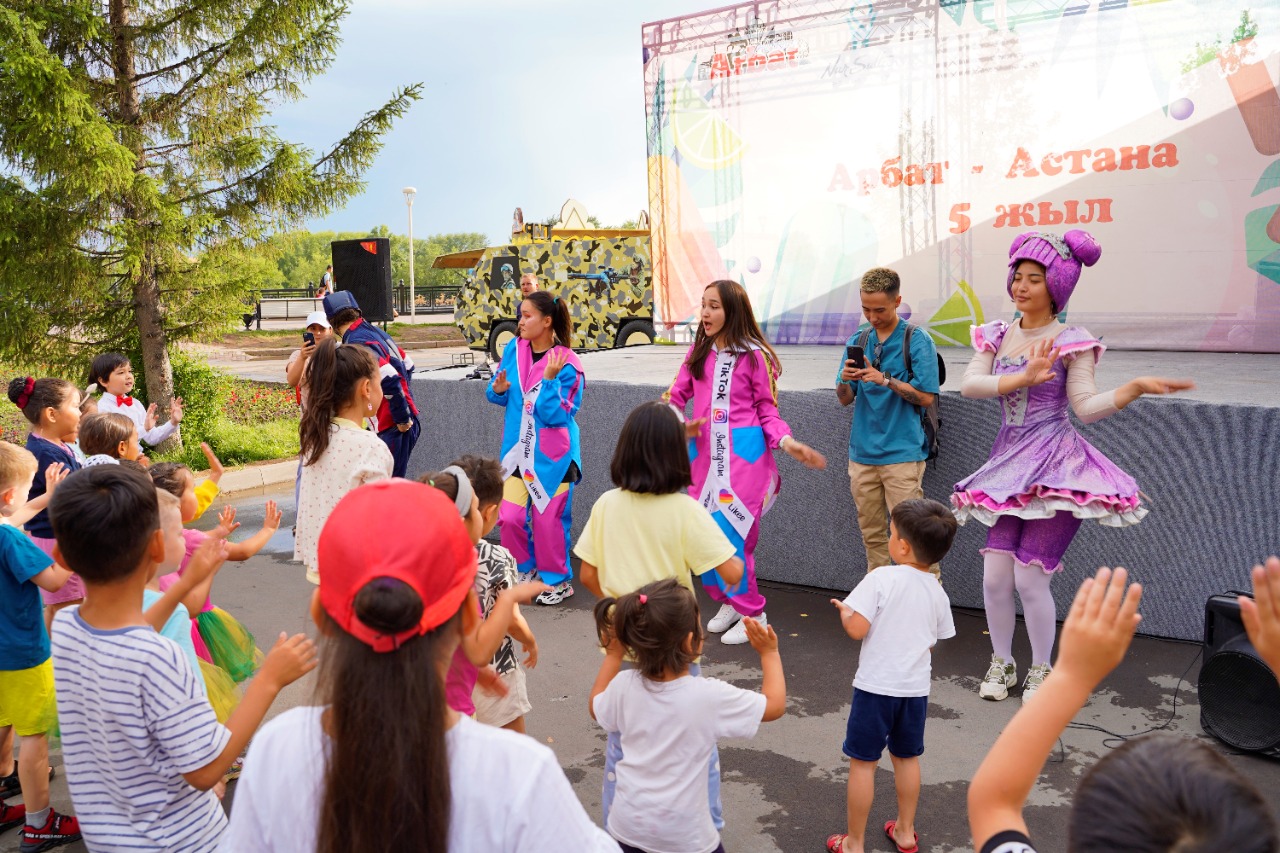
[409,344,1280,642]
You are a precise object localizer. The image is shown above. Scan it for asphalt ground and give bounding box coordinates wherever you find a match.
[6,483,1280,853]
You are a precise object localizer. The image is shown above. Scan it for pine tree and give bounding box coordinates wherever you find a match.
[0,0,420,444]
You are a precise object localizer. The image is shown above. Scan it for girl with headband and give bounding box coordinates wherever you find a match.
[953,230,1193,703]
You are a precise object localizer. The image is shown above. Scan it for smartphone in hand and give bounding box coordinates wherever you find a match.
[845,345,866,370]
[303,331,315,346]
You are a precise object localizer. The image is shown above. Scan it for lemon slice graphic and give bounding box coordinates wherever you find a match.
[672,83,747,171]
[922,280,985,347]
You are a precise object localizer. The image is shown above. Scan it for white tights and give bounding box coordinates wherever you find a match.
[982,551,1057,667]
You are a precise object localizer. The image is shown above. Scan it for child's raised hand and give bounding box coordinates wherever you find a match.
[144,403,158,432]
[1240,557,1280,675]
[215,506,240,539]
[521,639,539,669]
[492,369,510,394]
[185,537,229,587]
[262,500,282,532]
[830,598,855,621]
[476,665,510,698]
[137,454,151,468]
[743,616,778,654]
[200,443,225,483]
[259,632,318,691]
[1055,566,1142,691]
[43,462,69,496]
[169,396,184,425]
[542,350,568,380]
[507,581,551,604]
[685,416,707,439]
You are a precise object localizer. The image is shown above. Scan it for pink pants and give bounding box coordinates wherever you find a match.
[499,477,574,586]
[702,515,767,618]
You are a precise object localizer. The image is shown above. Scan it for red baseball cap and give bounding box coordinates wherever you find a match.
[317,480,477,652]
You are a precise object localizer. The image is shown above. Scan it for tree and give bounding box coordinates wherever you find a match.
[0,1,420,445]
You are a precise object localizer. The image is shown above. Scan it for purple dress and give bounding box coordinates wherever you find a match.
[951,321,1146,528]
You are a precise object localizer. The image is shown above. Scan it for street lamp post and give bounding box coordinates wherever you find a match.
[402,186,417,319]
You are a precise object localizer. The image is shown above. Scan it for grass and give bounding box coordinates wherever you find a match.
[155,417,298,469]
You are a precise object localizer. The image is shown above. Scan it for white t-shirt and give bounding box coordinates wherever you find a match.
[220,706,619,852]
[592,671,766,853]
[51,608,230,852]
[844,565,956,697]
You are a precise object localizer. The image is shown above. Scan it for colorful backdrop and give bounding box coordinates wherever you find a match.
[642,0,1280,351]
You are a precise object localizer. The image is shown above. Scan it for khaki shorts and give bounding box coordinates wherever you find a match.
[472,666,532,728]
[0,659,56,736]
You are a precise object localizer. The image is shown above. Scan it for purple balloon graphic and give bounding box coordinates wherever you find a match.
[1170,98,1194,120]
[899,303,912,321]
[746,256,761,273]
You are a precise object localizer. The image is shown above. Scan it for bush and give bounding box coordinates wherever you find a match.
[169,350,233,446]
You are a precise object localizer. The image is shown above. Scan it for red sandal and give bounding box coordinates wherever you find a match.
[884,820,919,853]
[824,833,848,852]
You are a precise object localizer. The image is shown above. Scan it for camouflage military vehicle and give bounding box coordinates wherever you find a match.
[443,221,654,362]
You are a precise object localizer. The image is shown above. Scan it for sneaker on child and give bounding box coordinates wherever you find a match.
[0,801,24,834]
[1021,663,1052,703]
[979,654,1017,701]
[706,602,742,634]
[722,612,765,645]
[20,808,81,853]
[535,580,574,606]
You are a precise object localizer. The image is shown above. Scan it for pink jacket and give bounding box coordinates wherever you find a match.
[665,346,791,518]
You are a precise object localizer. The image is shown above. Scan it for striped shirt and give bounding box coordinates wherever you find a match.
[51,607,231,852]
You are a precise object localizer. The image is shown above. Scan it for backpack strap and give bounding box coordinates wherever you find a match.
[902,323,915,380]
[857,327,873,355]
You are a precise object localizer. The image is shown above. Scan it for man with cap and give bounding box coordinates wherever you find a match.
[323,291,421,478]
[285,311,333,412]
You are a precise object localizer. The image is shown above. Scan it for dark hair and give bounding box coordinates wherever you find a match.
[522,290,573,348]
[890,498,957,566]
[417,469,459,502]
[450,455,504,509]
[610,401,691,495]
[78,413,135,458]
[593,579,702,681]
[149,461,193,498]
[7,377,77,425]
[1068,733,1278,852]
[50,465,159,583]
[330,307,360,329]
[317,578,456,853]
[88,352,130,389]
[687,280,780,382]
[859,267,901,298]
[300,338,378,466]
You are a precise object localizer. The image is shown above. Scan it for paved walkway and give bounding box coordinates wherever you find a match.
[10,484,1278,852]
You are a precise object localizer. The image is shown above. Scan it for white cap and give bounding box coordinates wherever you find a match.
[305,311,331,329]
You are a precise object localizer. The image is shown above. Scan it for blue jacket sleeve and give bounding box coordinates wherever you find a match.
[533,365,582,427]
[369,343,412,425]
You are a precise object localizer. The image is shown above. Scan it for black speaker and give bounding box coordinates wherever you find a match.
[1198,592,1280,757]
[332,237,393,323]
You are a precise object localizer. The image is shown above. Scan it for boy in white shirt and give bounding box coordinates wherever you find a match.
[827,499,957,853]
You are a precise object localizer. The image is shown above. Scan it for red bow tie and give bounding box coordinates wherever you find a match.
[115,395,134,407]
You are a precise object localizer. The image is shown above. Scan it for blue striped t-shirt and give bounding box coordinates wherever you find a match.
[51,608,231,852]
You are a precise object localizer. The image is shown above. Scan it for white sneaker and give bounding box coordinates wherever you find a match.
[707,603,742,634]
[1021,663,1052,703]
[978,654,1017,701]
[721,612,765,645]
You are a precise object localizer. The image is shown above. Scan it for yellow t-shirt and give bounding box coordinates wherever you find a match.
[192,478,220,520]
[573,489,738,598]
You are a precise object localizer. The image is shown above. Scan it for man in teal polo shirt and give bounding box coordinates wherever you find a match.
[836,267,940,572]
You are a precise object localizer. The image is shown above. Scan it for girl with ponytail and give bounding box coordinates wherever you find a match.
[487,290,585,606]
[294,338,394,585]
[222,480,617,852]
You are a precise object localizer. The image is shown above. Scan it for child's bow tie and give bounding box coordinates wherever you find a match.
[115,395,134,407]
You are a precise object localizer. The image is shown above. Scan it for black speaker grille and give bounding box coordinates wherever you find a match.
[1199,650,1280,751]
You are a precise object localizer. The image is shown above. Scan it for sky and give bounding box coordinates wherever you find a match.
[274,0,717,244]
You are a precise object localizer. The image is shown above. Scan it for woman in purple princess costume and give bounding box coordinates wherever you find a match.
[953,230,1193,702]
[665,280,826,644]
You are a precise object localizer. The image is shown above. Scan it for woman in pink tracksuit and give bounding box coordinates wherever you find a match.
[665,280,826,644]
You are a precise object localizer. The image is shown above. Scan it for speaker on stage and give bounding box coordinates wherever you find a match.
[1198,592,1280,757]
[332,238,394,323]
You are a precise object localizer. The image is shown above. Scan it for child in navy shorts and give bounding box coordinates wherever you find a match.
[826,499,957,853]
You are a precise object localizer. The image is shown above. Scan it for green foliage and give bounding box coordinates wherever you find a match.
[0,0,422,421]
[263,228,487,294]
[156,415,298,470]
[1182,9,1259,72]
[168,350,232,447]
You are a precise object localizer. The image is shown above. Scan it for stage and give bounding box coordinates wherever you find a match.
[408,344,1280,642]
